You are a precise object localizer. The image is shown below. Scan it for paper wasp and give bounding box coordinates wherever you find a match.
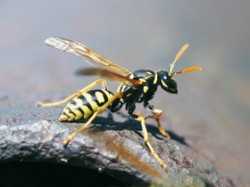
[37,37,201,170]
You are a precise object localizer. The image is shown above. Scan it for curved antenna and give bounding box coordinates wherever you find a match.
[168,44,189,76]
[172,66,202,76]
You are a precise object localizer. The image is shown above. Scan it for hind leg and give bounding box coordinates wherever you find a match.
[36,79,107,107]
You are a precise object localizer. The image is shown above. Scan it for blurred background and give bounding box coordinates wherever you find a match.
[0,1,249,185]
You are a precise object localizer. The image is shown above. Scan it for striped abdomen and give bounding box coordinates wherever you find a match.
[58,89,114,121]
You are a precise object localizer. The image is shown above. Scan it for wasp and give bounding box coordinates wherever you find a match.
[37,37,201,170]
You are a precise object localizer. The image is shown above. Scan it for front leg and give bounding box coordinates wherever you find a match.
[144,101,170,138]
[131,113,168,170]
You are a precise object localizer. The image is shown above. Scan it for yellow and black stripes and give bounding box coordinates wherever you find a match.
[58,89,114,121]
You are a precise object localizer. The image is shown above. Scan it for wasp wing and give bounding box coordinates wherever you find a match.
[45,37,131,75]
[76,68,142,86]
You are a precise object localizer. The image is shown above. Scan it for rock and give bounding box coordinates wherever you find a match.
[0,99,235,187]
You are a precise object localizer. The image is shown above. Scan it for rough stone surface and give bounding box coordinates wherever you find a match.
[0,100,235,186]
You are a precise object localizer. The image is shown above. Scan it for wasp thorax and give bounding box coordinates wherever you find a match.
[157,70,178,94]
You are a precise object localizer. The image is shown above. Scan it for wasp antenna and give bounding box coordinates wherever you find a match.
[168,44,189,76]
[172,66,202,76]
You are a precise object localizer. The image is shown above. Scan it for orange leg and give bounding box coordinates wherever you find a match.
[36,79,107,107]
[145,105,170,138]
[134,114,168,170]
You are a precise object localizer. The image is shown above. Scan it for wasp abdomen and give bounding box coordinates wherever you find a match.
[58,89,113,122]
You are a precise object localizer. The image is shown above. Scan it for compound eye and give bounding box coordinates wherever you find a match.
[169,79,177,89]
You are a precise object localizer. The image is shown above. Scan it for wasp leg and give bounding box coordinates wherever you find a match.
[64,91,123,146]
[36,79,108,107]
[132,114,168,171]
[144,102,170,138]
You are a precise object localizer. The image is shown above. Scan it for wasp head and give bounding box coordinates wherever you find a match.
[157,70,178,94]
[157,43,201,94]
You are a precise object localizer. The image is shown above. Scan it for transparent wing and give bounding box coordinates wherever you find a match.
[45,37,131,75]
[76,68,143,86]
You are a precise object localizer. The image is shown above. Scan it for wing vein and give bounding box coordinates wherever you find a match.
[45,37,131,75]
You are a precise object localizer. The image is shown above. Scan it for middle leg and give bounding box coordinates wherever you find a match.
[144,102,170,138]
